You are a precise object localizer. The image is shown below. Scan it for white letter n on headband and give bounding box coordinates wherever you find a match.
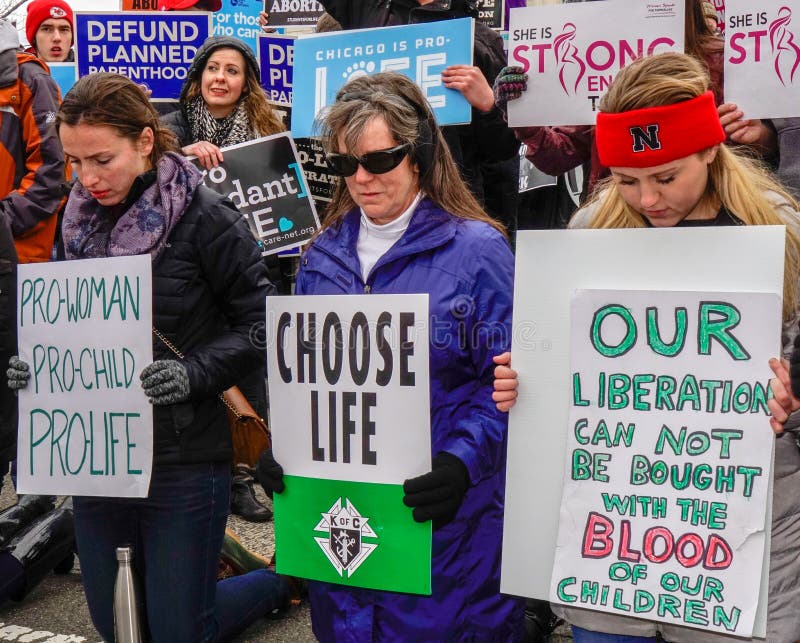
[595,91,725,168]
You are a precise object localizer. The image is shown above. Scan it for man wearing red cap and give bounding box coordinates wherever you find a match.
[24,0,74,63]
[158,0,222,11]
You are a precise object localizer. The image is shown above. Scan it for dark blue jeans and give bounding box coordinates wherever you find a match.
[74,461,286,643]
[572,626,657,643]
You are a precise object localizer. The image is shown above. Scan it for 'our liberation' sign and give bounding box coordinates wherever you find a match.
[551,289,778,637]
[267,295,432,594]
[724,0,800,119]
[16,256,153,497]
[507,0,684,126]
[291,19,473,138]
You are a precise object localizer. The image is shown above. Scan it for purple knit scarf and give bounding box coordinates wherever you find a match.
[62,152,202,260]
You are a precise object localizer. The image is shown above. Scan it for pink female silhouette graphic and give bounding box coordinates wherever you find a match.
[554,22,586,95]
[769,6,800,85]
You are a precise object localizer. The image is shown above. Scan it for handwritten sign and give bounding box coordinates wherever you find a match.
[500,226,786,640]
[507,1,684,126]
[551,289,777,637]
[75,12,211,100]
[291,19,473,138]
[724,0,800,119]
[194,133,319,256]
[16,256,153,497]
[267,294,432,593]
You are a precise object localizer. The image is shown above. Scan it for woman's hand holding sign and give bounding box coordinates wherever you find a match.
[183,140,224,170]
[768,352,800,435]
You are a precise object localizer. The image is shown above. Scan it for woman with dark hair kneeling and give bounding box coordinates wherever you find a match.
[7,72,288,642]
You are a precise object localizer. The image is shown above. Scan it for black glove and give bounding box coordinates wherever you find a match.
[256,448,285,497]
[402,453,469,529]
[492,65,528,117]
[791,332,800,398]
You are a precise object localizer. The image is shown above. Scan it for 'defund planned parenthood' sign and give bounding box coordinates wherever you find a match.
[75,12,212,100]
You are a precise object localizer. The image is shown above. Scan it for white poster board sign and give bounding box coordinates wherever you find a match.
[16,256,153,497]
[507,0,684,126]
[724,0,800,119]
[551,288,778,637]
[501,226,786,639]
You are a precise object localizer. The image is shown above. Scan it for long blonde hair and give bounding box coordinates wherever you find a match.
[584,52,800,320]
[315,72,505,236]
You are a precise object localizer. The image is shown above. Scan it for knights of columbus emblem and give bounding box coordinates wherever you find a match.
[314,498,378,577]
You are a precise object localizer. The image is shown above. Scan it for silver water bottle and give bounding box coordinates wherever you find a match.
[113,546,143,643]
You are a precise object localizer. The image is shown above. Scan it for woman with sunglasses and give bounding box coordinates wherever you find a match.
[493,52,800,643]
[256,71,525,641]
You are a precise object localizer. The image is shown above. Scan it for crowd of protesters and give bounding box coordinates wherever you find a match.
[1,0,800,642]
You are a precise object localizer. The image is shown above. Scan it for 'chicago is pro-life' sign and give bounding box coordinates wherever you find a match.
[507,1,684,126]
[291,19,473,138]
[193,133,320,256]
[724,0,800,119]
[551,289,777,637]
[267,295,432,593]
[16,256,154,498]
[75,12,211,100]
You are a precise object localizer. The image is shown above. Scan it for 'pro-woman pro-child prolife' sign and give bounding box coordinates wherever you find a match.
[16,256,154,498]
[266,295,432,594]
[724,0,800,119]
[507,0,684,126]
[551,289,778,637]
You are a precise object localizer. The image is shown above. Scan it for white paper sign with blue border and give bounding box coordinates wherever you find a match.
[291,18,474,138]
[75,12,212,101]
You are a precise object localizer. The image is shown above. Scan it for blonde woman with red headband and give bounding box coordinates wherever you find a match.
[493,52,800,643]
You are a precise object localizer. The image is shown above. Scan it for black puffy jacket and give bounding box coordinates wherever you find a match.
[0,217,17,463]
[150,185,273,465]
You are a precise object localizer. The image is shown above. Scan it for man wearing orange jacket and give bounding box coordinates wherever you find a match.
[0,17,68,265]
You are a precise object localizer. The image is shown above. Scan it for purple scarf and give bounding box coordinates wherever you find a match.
[62,152,202,260]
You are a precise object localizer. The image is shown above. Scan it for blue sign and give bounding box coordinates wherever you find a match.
[213,0,262,54]
[74,12,211,101]
[291,18,474,138]
[48,62,76,99]
[258,34,293,106]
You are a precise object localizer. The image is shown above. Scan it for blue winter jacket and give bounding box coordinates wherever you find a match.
[296,198,525,642]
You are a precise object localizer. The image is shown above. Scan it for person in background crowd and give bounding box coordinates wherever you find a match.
[161,35,287,522]
[270,0,521,233]
[7,72,289,642]
[257,71,525,642]
[493,52,800,643]
[24,0,73,63]
[0,16,67,504]
[495,0,725,210]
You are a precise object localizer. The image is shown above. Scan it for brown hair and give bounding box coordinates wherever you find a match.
[316,71,505,235]
[586,53,800,320]
[182,46,284,137]
[685,0,721,62]
[56,72,179,167]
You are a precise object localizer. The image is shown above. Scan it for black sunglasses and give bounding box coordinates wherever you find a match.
[326,144,411,177]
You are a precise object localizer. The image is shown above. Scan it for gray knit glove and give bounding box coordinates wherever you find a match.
[7,356,31,391]
[140,360,190,405]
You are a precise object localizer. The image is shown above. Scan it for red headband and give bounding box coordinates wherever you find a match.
[595,91,724,168]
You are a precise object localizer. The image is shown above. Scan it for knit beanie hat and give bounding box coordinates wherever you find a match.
[179,36,260,104]
[25,0,73,48]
